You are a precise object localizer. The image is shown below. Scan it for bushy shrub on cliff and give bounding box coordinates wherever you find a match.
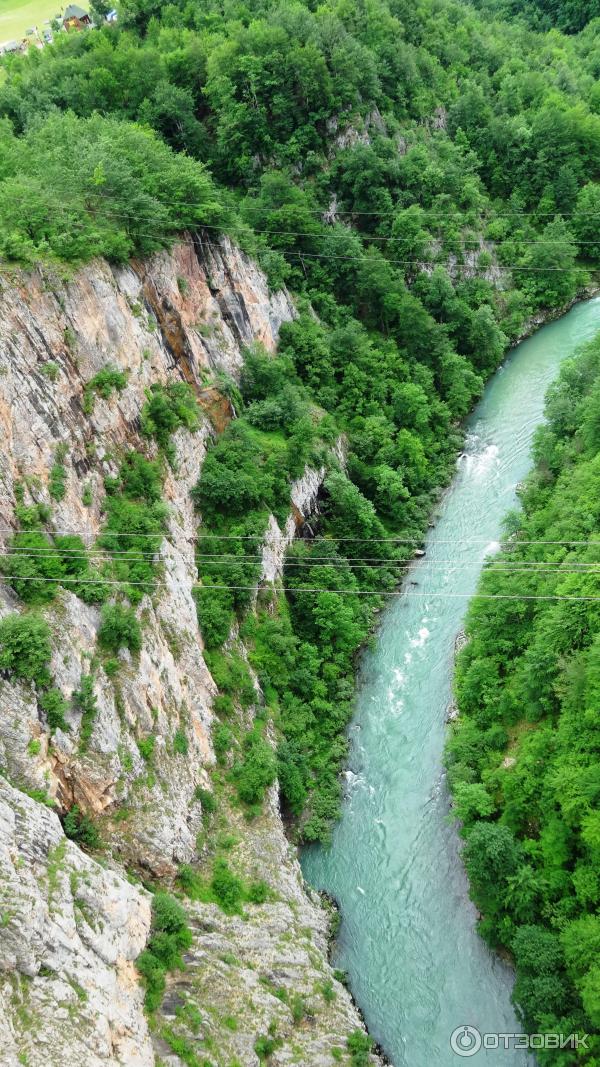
[241,343,308,433]
[192,421,282,519]
[136,892,193,1012]
[2,531,108,606]
[0,613,52,687]
[98,603,141,655]
[38,687,69,733]
[99,452,168,603]
[210,858,244,914]
[140,382,200,465]
[233,726,277,808]
[63,805,101,850]
[83,366,127,414]
[1,531,64,605]
[193,586,234,649]
[347,1030,374,1066]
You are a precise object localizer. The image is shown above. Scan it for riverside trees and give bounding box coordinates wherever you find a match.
[446,335,600,1057]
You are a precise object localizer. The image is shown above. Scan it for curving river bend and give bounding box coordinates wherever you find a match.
[301,298,600,1066]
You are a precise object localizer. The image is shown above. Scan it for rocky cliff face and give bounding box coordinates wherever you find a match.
[0,777,152,1067]
[0,237,380,1065]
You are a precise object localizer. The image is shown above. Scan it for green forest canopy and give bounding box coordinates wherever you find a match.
[0,112,222,263]
[2,0,600,295]
[1,3,600,1053]
[469,0,600,34]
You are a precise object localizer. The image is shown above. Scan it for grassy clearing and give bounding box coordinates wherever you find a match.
[0,0,62,44]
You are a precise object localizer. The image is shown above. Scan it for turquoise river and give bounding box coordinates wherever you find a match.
[301,298,600,1066]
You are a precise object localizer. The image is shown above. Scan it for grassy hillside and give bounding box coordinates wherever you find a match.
[0,0,60,43]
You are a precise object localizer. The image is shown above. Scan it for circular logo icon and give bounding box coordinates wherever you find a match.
[450,1026,482,1057]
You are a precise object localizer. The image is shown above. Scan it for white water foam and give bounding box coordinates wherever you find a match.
[464,442,500,479]
[409,626,430,649]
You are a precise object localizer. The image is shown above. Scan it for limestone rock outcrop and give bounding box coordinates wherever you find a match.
[0,237,380,1065]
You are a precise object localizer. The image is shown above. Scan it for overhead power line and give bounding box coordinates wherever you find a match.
[3,546,597,571]
[50,205,600,252]
[203,235,593,273]
[3,550,597,576]
[87,228,600,274]
[0,227,593,280]
[1,573,599,601]
[4,177,598,229]
[0,206,586,274]
[3,546,600,565]
[198,535,600,546]
[57,185,600,221]
[259,245,590,272]
[1,526,600,546]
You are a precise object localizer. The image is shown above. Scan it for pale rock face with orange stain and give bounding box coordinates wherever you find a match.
[0,238,380,1067]
[0,235,295,875]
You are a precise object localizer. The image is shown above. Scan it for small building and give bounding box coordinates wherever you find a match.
[63,4,91,30]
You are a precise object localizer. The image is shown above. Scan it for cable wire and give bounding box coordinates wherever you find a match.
[40,183,600,221]
[1,573,599,601]
[39,204,600,253]
[2,526,600,545]
[5,547,600,575]
[0,225,587,276]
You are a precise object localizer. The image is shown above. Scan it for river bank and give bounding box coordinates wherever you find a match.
[512,282,600,344]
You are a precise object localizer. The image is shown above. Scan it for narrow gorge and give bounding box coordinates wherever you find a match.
[303,296,600,1065]
[1,1,600,1064]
